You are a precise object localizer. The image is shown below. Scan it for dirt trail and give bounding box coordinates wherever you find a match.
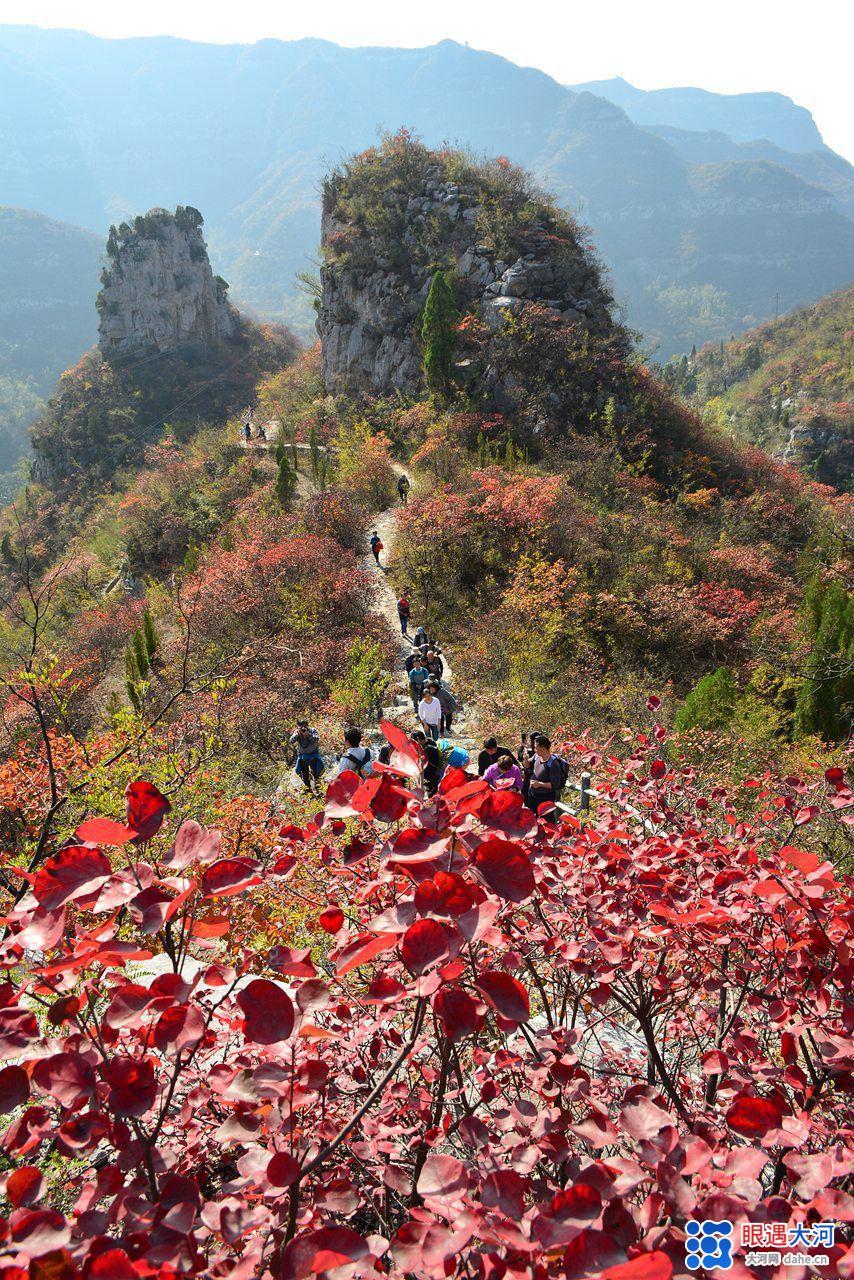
[361,474,469,743]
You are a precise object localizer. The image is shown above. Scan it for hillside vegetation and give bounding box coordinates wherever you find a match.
[663,286,853,488]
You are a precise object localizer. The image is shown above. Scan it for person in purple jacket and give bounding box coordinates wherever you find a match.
[483,753,524,792]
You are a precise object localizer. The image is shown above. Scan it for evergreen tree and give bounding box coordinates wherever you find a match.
[309,424,320,481]
[142,609,159,662]
[275,454,297,507]
[794,576,854,741]
[675,666,740,733]
[421,270,458,400]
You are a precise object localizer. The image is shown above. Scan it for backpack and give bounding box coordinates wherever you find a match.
[554,756,571,795]
[343,748,372,778]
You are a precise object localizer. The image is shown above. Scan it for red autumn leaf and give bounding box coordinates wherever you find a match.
[32,1053,95,1107]
[88,1249,138,1280]
[417,1153,469,1200]
[266,1151,300,1188]
[334,932,398,978]
[649,760,666,779]
[103,1057,157,1118]
[153,1003,206,1053]
[433,984,481,1041]
[400,918,449,975]
[726,1092,786,1137]
[318,906,344,933]
[439,766,470,794]
[237,979,295,1044]
[471,836,534,902]
[201,857,262,897]
[602,1254,673,1280]
[281,1227,370,1278]
[104,983,156,1030]
[10,1210,70,1255]
[74,817,137,845]
[551,1183,602,1222]
[0,1064,29,1114]
[0,1008,40,1059]
[476,970,529,1024]
[481,1168,526,1218]
[6,1167,44,1208]
[125,779,171,842]
[415,870,474,917]
[33,846,112,911]
[268,946,316,977]
[352,774,411,823]
[825,765,845,787]
[364,975,408,1004]
[478,787,536,835]
[324,770,362,818]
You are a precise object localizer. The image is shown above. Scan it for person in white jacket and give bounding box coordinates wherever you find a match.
[417,688,442,741]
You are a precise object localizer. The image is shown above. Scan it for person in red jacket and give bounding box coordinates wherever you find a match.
[397,594,411,636]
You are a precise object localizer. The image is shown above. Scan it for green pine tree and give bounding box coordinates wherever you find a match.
[275,454,297,507]
[142,609,159,663]
[309,424,320,481]
[675,666,740,733]
[794,576,854,741]
[421,270,458,400]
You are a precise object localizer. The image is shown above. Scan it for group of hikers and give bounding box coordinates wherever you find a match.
[289,719,569,811]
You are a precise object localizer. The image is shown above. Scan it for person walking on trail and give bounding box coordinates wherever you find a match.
[338,726,373,778]
[409,659,431,711]
[405,648,423,676]
[397,474,410,505]
[413,624,430,650]
[478,737,518,776]
[412,730,441,795]
[369,531,383,566]
[243,420,251,444]
[431,680,457,734]
[518,732,541,800]
[289,720,324,794]
[527,735,564,810]
[418,687,443,741]
[425,648,444,680]
[397,594,411,637]
[484,753,524,792]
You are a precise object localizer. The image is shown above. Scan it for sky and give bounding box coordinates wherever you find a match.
[2,0,852,162]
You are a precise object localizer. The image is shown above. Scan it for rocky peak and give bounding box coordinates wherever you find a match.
[317,137,622,404]
[98,206,234,360]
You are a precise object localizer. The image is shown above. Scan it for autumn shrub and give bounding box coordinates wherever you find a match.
[334,420,396,511]
[0,721,851,1278]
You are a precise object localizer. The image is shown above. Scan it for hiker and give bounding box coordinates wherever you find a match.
[289,721,324,793]
[397,594,411,637]
[404,648,423,676]
[369,531,383,566]
[439,740,470,770]
[518,732,541,800]
[425,648,444,680]
[412,730,441,795]
[484,753,524,792]
[339,726,373,778]
[413,624,430,650]
[257,423,267,442]
[527,735,566,811]
[432,680,457,734]
[418,686,443,741]
[477,736,518,776]
[408,658,431,710]
[243,420,251,443]
[397,474,410,505]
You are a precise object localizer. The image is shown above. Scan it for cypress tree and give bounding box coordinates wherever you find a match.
[275,454,296,507]
[675,666,740,733]
[421,270,458,400]
[794,577,854,741]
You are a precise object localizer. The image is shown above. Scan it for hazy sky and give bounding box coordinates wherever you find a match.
[3,0,852,161]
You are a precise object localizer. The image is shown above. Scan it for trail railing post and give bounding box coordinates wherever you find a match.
[580,772,591,812]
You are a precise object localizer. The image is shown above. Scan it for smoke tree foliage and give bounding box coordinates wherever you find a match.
[0,718,851,1279]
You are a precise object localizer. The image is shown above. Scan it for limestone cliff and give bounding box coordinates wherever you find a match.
[317,138,624,407]
[98,207,234,360]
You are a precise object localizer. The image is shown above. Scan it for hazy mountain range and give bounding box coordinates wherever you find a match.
[0,24,852,466]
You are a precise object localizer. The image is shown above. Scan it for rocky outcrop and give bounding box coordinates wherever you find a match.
[317,151,619,403]
[98,207,234,360]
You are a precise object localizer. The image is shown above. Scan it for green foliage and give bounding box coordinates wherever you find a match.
[421,271,459,400]
[794,575,853,741]
[334,420,395,511]
[675,666,740,732]
[328,638,389,721]
[275,453,297,507]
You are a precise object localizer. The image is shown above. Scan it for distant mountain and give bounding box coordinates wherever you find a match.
[0,207,102,482]
[664,286,854,489]
[570,77,828,152]
[0,27,852,372]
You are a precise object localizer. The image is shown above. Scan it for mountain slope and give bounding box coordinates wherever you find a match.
[570,76,828,152]
[0,26,851,363]
[664,286,853,488]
